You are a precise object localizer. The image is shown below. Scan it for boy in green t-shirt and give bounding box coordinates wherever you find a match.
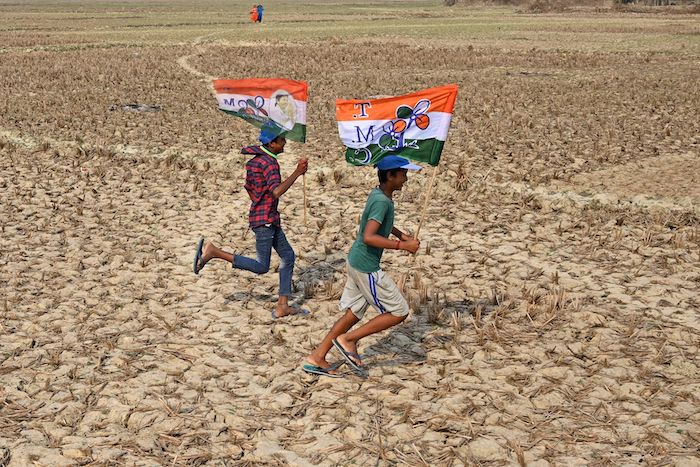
[304,156,421,377]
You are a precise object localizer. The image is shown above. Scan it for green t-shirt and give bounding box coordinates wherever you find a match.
[347,187,394,273]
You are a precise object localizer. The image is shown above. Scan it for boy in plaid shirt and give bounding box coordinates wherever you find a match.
[193,125,308,319]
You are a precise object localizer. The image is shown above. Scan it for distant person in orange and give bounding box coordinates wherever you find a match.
[250,4,258,23]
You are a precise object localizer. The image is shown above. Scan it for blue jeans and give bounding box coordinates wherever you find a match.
[233,225,295,296]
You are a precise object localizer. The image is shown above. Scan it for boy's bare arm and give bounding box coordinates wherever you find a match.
[364,220,419,253]
[272,158,308,199]
[391,227,412,241]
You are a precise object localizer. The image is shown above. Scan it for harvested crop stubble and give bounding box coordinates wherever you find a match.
[1,1,699,465]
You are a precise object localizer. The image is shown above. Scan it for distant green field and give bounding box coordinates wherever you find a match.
[1,0,698,53]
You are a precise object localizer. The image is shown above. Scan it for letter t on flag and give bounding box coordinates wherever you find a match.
[335,84,458,167]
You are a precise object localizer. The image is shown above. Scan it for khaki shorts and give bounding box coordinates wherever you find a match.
[339,263,409,319]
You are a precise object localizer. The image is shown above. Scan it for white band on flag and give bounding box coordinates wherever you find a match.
[338,112,452,149]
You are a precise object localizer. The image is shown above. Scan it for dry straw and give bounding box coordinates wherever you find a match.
[1,2,699,465]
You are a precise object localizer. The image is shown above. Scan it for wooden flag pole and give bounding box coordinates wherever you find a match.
[303,174,307,226]
[397,163,439,293]
[414,164,440,243]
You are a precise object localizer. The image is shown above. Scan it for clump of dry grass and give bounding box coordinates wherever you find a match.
[332,168,345,185]
[315,170,327,186]
[507,439,527,467]
[0,138,16,153]
[454,159,469,191]
[35,140,51,153]
[522,284,582,326]
[426,290,445,324]
[302,279,319,299]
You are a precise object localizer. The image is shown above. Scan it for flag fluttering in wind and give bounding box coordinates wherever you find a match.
[214,78,307,142]
[336,84,458,167]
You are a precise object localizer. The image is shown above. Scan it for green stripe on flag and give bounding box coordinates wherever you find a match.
[220,109,306,143]
[344,139,444,167]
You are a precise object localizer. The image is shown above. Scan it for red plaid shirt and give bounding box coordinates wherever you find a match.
[242,146,282,228]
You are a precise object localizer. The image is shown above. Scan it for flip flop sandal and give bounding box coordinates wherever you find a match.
[302,361,344,378]
[332,338,365,373]
[193,238,205,275]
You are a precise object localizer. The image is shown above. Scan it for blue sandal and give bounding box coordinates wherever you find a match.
[193,238,205,275]
[302,361,344,378]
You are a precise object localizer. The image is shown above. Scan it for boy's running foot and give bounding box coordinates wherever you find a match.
[332,336,363,370]
[271,306,310,320]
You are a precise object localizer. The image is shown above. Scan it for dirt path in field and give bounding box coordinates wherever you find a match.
[176,34,218,95]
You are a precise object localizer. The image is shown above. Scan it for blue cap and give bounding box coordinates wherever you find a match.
[259,121,285,145]
[376,155,423,171]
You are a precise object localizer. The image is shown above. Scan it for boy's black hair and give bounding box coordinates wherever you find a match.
[378,168,402,184]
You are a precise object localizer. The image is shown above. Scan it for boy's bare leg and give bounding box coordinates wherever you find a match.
[201,241,235,266]
[274,295,297,318]
[336,313,407,365]
[202,242,298,318]
[307,309,360,368]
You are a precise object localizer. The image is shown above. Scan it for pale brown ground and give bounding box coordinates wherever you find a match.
[1,1,699,466]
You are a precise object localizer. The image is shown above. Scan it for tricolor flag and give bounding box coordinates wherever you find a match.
[214,78,307,143]
[336,84,458,167]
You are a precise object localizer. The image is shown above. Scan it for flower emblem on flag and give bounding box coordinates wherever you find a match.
[336,84,457,166]
[378,99,431,151]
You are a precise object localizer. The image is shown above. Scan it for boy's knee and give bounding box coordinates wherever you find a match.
[390,302,410,320]
[344,308,362,323]
[388,311,408,323]
[282,248,295,267]
[253,262,271,274]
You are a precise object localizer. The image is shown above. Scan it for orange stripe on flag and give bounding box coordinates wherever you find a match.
[214,78,307,101]
[336,84,457,122]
